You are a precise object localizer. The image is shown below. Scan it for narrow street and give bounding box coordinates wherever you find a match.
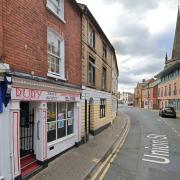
[104,106,180,180]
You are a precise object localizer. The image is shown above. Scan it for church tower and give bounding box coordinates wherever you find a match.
[172,4,180,59]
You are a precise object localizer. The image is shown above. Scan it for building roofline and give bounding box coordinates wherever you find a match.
[155,60,180,78]
[78,3,119,75]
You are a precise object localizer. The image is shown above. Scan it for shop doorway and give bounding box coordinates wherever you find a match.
[20,101,34,157]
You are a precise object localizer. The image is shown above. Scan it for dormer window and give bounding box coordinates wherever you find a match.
[47,0,64,21]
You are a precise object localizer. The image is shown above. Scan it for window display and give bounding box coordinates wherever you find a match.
[47,102,74,143]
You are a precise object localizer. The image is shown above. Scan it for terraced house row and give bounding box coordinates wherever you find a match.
[134,8,180,117]
[0,1,119,179]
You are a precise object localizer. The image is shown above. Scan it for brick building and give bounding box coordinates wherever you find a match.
[79,4,119,140]
[141,79,159,109]
[0,0,82,179]
[156,8,180,117]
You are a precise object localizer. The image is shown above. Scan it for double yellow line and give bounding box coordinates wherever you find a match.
[90,117,130,180]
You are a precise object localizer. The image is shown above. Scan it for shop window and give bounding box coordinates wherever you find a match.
[47,103,56,142]
[100,98,106,118]
[67,103,74,135]
[47,102,74,143]
[57,103,66,139]
[47,0,64,21]
[47,29,65,79]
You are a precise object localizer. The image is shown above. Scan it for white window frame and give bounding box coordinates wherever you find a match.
[47,0,65,23]
[88,25,95,48]
[47,28,65,80]
[47,102,75,144]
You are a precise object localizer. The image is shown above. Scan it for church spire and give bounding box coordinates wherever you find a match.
[172,1,180,59]
[165,52,168,63]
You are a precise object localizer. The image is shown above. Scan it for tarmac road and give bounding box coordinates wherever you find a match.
[104,106,180,180]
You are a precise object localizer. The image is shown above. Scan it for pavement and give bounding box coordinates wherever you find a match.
[31,112,130,180]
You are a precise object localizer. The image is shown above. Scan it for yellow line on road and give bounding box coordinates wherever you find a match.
[98,117,130,180]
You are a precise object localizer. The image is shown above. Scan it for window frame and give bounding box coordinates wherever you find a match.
[88,56,96,86]
[47,28,65,80]
[102,43,107,60]
[101,67,107,90]
[47,0,65,22]
[100,98,106,118]
[88,24,95,48]
[47,102,75,143]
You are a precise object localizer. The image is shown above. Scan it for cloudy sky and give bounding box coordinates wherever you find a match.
[77,0,178,93]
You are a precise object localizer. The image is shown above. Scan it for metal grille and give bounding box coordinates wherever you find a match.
[20,102,34,157]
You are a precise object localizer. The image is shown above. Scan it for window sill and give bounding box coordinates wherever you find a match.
[46,6,66,24]
[88,45,96,53]
[47,72,66,81]
[48,134,76,147]
[87,84,96,89]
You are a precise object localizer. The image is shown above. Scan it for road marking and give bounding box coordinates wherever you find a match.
[92,158,100,163]
[142,134,170,165]
[91,117,130,180]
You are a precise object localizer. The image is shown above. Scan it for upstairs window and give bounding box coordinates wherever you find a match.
[164,86,167,96]
[169,84,171,96]
[88,25,95,48]
[88,56,96,86]
[161,87,163,97]
[48,29,65,79]
[101,67,107,90]
[47,0,64,21]
[102,43,107,59]
[174,83,177,95]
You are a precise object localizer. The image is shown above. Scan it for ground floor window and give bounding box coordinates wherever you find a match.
[100,98,106,118]
[47,102,74,143]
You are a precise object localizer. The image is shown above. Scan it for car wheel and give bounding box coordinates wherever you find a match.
[174,115,176,119]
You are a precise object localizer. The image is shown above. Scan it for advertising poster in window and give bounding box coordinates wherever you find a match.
[68,118,73,126]
[68,111,73,118]
[48,122,56,131]
[58,120,64,129]
[58,113,65,120]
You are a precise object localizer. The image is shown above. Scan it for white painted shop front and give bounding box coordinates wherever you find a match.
[0,81,81,180]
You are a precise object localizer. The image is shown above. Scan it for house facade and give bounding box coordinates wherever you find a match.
[0,0,82,179]
[79,4,119,141]
[157,9,180,117]
[142,79,159,109]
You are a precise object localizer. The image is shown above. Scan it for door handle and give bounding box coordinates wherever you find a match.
[37,120,40,140]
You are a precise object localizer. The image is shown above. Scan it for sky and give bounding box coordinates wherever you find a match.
[77,0,178,93]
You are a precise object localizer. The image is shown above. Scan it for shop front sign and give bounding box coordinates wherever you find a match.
[11,87,80,102]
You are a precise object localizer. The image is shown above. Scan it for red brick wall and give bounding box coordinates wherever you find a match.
[2,0,81,85]
[47,0,82,85]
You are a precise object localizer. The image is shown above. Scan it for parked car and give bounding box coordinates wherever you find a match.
[159,107,176,118]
